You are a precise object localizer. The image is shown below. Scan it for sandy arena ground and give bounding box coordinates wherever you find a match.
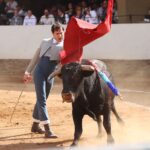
[0,60,150,150]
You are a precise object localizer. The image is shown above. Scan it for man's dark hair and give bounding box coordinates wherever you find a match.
[51,23,64,33]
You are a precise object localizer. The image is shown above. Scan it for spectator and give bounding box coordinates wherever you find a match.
[16,5,26,19]
[5,0,18,19]
[97,0,107,22]
[112,1,118,23]
[112,7,118,23]
[0,0,6,15]
[0,0,8,25]
[84,7,98,24]
[23,10,37,26]
[56,8,69,24]
[9,9,23,25]
[74,6,84,20]
[65,2,74,20]
[50,6,57,18]
[144,9,150,23]
[39,9,55,25]
[81,0,88,15]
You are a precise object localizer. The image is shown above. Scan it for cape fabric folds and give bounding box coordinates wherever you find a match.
[60,0,113,65]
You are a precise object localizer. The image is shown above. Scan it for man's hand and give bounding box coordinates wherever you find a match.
[23,72,32,83]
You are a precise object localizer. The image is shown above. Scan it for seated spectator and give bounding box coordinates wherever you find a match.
[56,8,69,24]
[65,2,74,20]
[144,9,150,23]
[23,10,37,26]
[5,0,18,19]
[81,0,88,15]
[74,6,84,20]
[39,9,55,25]
[9,9,23,25]
[0,0,8,25]
[0,0,6,15]
[16,5,26,19]
[84,7,98,24]
[97,0,107,22]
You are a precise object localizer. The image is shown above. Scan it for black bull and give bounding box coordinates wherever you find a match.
[49,59,123,146]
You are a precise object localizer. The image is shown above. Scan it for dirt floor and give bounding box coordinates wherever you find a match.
[0,60,150,150]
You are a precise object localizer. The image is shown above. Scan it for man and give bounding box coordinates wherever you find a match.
[0,0,6,15]
[0,0,8,25]
[23,23,64,138]
[56,8,69,24]
[144,9,150,23]
[97,0,107,22]
[10,9,23,25]
[39,9,55,25]
[5,0,18,19]
[84,7,98,24]
[23,10,37,26]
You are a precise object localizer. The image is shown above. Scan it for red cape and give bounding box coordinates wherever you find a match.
[60,0,113,65]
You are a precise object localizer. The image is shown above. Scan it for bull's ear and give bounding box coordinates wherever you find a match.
[81,65,95,77]
[81,70,94,77]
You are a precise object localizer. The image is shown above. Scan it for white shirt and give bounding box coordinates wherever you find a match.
[6,0,18,13]
[85,10,98,24]
[23,15,37,26]
[42,38,63,61]
[39,14,55,25]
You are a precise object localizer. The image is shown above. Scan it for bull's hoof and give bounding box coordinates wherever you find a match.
[70,142,78,147]
[107,137,115,144]
[118,118,125,125]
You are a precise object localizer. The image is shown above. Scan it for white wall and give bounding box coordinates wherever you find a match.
[0,24,150,60]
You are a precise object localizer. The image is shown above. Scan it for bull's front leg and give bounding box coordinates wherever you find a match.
[103,105,114,144]
[96,115,103,138]
[71,108,84,147]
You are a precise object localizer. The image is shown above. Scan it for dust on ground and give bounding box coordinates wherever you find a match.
[0,60,150,150]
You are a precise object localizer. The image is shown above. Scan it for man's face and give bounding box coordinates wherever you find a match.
[27,10,32,17]
[44,9,49,16]
[102,1,107,8]
[53,28,64,42]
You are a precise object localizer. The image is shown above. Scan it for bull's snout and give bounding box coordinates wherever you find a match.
[61,92,74,103]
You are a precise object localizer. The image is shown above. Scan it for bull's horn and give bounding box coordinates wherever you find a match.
[48,64,62,80]
[81,65,95,71]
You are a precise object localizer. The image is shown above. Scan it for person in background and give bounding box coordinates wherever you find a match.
[5,0,18,19]
[23,23,64,138]
[56,8,69,24]
[144,9,150,23]
[80,0,88,15]
[39,9,55,25]
[84,6,98,24]
[23,10,37,26]
[97,0,107,22]
[74,5,84,20]
[112,1,118,23]
[0,0,6,15]
[9,9,23,25]
[0,0,8,25]
[16,5,26,19]
[65,2,74,20]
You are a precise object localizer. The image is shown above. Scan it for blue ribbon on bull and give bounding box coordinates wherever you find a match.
[88,61,123,100]
[98,71,119,96]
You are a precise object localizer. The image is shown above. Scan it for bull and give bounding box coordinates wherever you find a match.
[48,59,123,146]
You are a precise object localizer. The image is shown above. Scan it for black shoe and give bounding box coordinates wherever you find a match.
[44,124,58,138]
[31,122,45,134]
[45,130,58,138]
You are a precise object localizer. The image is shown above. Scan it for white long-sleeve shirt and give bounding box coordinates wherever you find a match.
[23,15,37,26]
